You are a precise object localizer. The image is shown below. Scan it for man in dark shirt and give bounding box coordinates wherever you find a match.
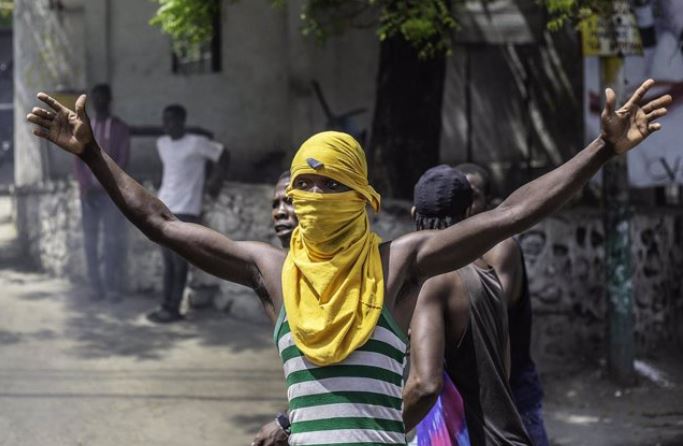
[404,165,531,445]
[456,163,548,446]
[74,84,130,302]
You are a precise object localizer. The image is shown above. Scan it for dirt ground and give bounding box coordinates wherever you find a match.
[542,356,683,446]
[1,194,681,446]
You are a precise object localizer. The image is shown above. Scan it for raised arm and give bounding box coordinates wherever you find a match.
[27,93,281,295]
[399,79,671,281]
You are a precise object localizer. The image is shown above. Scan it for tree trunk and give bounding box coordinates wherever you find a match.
[368,34,447,200]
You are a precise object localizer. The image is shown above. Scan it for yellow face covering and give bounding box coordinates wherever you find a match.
[282,131,383,366]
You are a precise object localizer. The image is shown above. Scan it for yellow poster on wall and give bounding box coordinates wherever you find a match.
[580,0,642,57]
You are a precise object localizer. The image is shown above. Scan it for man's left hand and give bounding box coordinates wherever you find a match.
[600,78,672,155]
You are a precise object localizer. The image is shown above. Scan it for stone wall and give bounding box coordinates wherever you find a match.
[12,183,683,359]
[12,181,414,323]
[15,0,380,184]
[521,210,683,361]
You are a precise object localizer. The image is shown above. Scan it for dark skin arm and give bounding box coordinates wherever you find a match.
[27,79,671,330]
[482,238,523,308]
[387,80,671,323]
[27,94,284,310]
[402,279,447,432]
[482,240,521,379]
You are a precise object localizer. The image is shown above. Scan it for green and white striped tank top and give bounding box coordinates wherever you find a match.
[274,306,408,446]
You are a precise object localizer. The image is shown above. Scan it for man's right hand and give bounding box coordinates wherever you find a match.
[251,420,289,446]
[27,93,94,156]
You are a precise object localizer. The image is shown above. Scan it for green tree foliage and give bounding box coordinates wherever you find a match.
[543,0,616,30]
[0,0,11,27]
[0,0,12,17]
[150,0,222,45]
[295,0,456,59]
[152,0,457,59]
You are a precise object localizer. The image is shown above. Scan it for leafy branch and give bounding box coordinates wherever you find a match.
[149,0,222,45]
[542,0,616,30]
[0,0,13,18]
[151,0,458,59]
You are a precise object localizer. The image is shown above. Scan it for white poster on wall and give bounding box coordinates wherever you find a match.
[584,0,683,187]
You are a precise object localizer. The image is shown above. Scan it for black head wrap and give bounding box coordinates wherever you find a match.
[414,164,472,220]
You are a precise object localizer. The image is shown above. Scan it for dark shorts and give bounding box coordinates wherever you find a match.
[519,402,550,446]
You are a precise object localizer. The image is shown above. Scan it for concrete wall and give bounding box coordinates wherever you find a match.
[12,181,413,323]
[13,180,683,357]
[14,0,583,191]
[13,0,87,186]
[17,0,379,183]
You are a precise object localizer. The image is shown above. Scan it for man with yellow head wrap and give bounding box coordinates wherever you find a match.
[29,81,671,445]
[283,131,383,365]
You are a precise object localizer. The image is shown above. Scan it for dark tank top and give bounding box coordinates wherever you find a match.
[508,242,543,412]
[445,265,532,446]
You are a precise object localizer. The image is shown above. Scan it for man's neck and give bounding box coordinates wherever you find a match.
[279,238,291,251]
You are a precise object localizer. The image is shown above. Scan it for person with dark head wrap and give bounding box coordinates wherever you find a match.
[413,164,473,230]
[404,165,532,446]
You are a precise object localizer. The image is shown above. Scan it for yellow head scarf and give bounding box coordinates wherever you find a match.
[282,131,384,366]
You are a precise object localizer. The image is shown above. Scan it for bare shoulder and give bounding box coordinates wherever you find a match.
[380,233,431,293]
[380,231,432,268]
[484,237,520,267]
[420,270,465,305]
[383,231,430,253]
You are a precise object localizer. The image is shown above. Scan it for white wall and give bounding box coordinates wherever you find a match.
[87,0,379,182]
[14,0,87,186]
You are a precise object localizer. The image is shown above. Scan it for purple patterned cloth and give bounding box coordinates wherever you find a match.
[416,371,471,446]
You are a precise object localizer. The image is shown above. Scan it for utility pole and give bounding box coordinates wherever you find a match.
[582,0,639,385]
[600,57,636,385]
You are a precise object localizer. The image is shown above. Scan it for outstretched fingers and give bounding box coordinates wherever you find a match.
[75,94,87,118]
[642,94,672,114]
[31,106,54,120]
[604,88,617,114]
[648,122,662,133]
[36,92,66,113]
[26,111,53,129]
[646,107,668,122]
[626,78,655,108]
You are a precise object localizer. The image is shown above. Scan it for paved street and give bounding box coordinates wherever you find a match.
[1,195,682,446]
[0,197,287,446]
